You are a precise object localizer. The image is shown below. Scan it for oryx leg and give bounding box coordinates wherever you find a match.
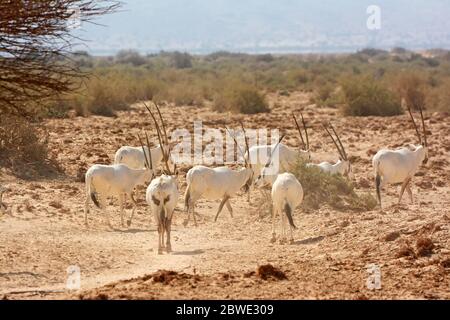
[183,200,197,227]
[279,213,287,244]
[270,207,277,243]
[84,193,90,226]
[165,217,172,253]
[225,199,233,218]
[398,177,412,204]
[127,192,138,227]
[214,195,230,222]
[100,196,112,228]
[119,193,125,227]
[406,184,413,204]
[157,221,164,254]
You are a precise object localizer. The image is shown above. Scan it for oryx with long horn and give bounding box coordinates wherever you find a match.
[245,111,311,203]
[372,99,429,207]
[84,131,155,228]
[144,101,179,254]
[307,122,353,179]
[183,124,254,226]
[253,135,304,244]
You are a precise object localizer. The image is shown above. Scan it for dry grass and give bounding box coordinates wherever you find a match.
[292,160,377,211]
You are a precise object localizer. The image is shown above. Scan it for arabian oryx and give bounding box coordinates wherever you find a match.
[183,125,254,226]
[253,137,303,244]
[307,122,353,179]
[245,112,311,203]
[114,102,174,172]
[143,101,179,254]
[372,99,429,207]
[84,131,155,228]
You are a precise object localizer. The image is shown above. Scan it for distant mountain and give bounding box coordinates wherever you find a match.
[74,0,450,55]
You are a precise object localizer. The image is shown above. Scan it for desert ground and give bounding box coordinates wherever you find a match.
[0,92,449,300]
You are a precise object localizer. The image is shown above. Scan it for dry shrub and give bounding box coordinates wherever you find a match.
[340,76,402,116]
[213,83,269,114]
[0,114,60,178]
[292,160,377,211]
[427,79,450,113]
[396,72,426,110]
[73,70,166,116]
[166,83,203,106]
[0,114,48,163]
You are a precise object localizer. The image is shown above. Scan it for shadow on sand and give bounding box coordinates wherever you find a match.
[293,235,325,245]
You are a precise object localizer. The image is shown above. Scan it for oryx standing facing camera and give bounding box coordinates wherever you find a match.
[143,102,179,254]
[372,99,429,207]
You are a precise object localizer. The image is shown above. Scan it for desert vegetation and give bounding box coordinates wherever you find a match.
[37,48,450,119]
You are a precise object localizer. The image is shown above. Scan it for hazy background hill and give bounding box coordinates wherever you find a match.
[76,0,450,54]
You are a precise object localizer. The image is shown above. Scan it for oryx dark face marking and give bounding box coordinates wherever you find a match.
[164,195,170,204]
[152,195,160,206]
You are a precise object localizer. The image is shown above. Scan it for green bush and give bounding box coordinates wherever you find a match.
[340,76,403,116]
[292,160,377,211]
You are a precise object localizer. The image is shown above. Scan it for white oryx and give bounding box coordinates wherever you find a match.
[114,144,164,170]
[144,101,179,254]
[372,99,429,207]
[84,133,155,228]
[114,102,173,172]
[183,127,254,226]
[307,123,353,179]
[245,113,311,202]
[253,139,303,244]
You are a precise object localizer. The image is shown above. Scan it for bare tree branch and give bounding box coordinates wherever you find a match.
[0,0,120,118]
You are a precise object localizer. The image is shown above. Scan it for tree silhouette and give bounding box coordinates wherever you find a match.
[0,0,119,117]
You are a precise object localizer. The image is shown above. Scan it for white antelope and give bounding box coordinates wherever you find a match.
[372,99,429,207]
[114,102,173,172]
[144,102,179,254]
[84,133,155,228]
[307,123,353,179]
[254,142,303,244]
[183,127,254,226]
[114,144,164,170]
[245,113,311,202]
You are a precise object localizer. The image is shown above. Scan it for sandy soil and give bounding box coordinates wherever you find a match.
[0,92,449,300]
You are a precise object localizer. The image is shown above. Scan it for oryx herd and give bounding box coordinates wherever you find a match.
[79,99,429,253]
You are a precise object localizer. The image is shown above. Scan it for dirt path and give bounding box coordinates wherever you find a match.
[1,92,449,299]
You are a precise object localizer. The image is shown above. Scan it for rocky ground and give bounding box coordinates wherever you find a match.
[0,92,449,299]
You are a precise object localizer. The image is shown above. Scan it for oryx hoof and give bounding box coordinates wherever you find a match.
[166,245,172,253]
[270,236,276,244]
[183,219,189,227]
[158,248,163,255]
[127,219,132,227]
